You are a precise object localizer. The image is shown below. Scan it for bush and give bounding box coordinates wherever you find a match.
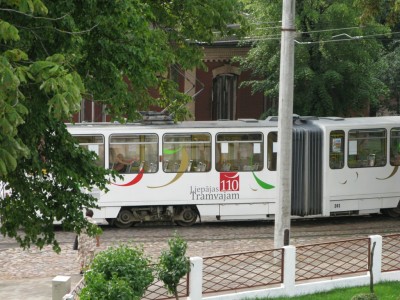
[351,293,379,300]
[79,244,154,300]
[157,233,190,300]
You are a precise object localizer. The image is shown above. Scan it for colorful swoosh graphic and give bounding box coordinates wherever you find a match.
[148,148,189,188]
[163,148,182,155]
[252,172,275,189]
[341,171,358,184]
[112,168,144,187]
[222,172,239,179]
[377,166,398,180]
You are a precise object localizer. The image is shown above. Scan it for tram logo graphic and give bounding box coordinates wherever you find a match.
[112,168,144,187]
[112,147,275,190]
[220,172,239,191]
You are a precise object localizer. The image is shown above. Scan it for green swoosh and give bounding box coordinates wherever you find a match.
[163,148,182,155]
[252,172,275,189]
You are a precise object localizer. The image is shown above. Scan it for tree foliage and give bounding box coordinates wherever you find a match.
[375,44,400,114]
[157,233,190,300]
[0,0,245,251]
[239,0,397,117]
[79,244,154,300]
[37,0,246,121]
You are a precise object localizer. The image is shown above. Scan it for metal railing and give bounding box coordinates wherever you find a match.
[202,248,283,295]
[296,238,370,281]
[382,233,400,273]
[70,278,85,300]
[142,274,188,300]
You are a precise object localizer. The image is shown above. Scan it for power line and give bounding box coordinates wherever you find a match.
[212,30,400,45]
[295,31,400,45]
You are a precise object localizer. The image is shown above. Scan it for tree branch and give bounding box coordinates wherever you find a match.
[0,8,70,21]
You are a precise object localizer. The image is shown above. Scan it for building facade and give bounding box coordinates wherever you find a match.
[74,44,267,122]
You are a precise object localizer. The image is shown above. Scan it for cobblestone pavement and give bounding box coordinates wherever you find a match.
[0,215,399,281]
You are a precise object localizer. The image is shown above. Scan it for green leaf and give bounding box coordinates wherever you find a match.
[4,49,28,62]
[33,0,48,15]
[19,0,34,13]
[46,54,65,64]
[0,20,20,42]
[0,149,17,171]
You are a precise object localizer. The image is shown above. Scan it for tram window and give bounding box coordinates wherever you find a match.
[267,132,277,171]
[73,135,105,167]
[216,133,263,172]
[329,130,345,169]
[390,128,400,166]
[109,134,158,174]
[348,129,386,168]
[163,133,211,173]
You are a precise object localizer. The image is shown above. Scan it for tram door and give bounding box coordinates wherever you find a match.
[291,121,323,216]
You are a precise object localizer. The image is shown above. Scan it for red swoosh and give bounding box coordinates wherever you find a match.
[112,168,144,187]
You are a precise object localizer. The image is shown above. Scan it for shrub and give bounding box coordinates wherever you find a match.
[157,233,190,300]
[351,293,379,300]
[80,244,154,300]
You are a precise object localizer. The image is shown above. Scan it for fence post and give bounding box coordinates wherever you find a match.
[188,257,203,300]
[282,245,296,296]
[52,276,71,300]
[369,235,382,283]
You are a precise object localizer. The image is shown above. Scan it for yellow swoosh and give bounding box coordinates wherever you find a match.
[377,166,398,180]
[148,148,189,188]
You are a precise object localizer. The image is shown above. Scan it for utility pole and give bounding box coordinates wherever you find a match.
[274,0,296,249]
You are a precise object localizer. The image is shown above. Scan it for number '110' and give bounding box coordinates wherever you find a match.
[220,179,239,191]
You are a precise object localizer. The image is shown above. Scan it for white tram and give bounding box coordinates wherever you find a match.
[68,114,400,228]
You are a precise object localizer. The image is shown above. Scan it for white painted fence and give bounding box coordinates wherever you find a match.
[59,234,400,300]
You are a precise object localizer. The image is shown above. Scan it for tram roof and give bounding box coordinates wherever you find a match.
[311,115,400,128]
[66,115,400,132]
[66,118,277,130]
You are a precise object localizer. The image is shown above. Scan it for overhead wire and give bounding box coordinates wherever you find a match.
[212,23,400,45]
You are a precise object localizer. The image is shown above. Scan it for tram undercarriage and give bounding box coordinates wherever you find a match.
[108,205,199,228]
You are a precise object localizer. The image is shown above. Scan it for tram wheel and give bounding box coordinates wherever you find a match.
[114,209,135,228]
[175,207,198,226]
[106,218,115,226]
[385,208,400,218]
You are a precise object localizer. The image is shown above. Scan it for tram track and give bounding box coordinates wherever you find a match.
[0,215,398,250]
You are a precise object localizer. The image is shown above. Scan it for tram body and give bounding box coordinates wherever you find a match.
[67,115,400,227]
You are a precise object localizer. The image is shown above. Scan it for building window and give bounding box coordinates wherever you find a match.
[212,74,237,120]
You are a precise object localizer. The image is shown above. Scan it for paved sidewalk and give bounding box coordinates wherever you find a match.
[0,245,84,300]
[0,276,82,300]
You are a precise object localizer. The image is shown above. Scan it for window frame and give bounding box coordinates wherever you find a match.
[215,132,264,172]
[347,128,387,168]
[109,133,159,174]
[162,133,212,173]
[329,130,345,170]
[73,134,105,168]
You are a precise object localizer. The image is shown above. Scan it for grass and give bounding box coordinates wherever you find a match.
[259,281,400,300]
